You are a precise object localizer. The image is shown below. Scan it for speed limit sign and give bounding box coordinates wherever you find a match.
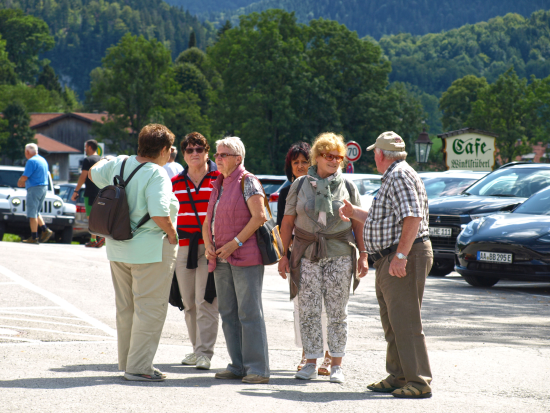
[346,141,362,162]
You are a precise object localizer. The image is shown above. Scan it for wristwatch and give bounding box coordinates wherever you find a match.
[396,252,408,260]
[234,237,243,247]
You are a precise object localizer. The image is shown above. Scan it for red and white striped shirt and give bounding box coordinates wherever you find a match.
[172,159,220,247]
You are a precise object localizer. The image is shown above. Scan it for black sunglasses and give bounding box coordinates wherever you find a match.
[185,147,206,154]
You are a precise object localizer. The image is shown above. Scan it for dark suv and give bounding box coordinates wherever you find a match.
[427,163,550,275]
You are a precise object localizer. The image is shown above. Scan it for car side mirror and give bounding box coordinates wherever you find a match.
[54,185,60,195]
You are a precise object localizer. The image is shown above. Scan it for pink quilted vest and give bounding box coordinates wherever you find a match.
[206,164,263,272]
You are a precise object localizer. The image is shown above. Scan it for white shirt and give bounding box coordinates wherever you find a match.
[163,161,184,179]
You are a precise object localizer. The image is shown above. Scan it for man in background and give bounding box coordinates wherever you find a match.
[72,139,103,248]
[17,143,53,244]
[163,146,184,179]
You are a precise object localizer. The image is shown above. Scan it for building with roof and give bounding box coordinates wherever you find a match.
[35,133,81,181]
[30,112,108,153]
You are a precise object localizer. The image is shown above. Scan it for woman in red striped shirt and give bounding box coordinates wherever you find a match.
[172,132,221,370]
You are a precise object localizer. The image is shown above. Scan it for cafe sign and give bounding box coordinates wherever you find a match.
[439,129,497,171]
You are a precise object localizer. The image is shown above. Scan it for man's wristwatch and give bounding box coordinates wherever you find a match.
[234,237,243,247]
[396,252,408,260]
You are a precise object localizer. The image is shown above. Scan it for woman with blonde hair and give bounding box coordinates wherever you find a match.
[278,132,368,383]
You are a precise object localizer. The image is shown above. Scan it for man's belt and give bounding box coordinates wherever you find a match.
[370,235,430,262]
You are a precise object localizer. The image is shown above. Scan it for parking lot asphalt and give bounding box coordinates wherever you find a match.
[0,242,549,412]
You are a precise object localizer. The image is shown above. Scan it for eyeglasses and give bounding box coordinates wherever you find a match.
[321,153,345,162]
[184,147,206,154]
[214,153,239,159]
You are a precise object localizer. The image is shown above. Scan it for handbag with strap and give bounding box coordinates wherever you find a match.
[240,174,284,265]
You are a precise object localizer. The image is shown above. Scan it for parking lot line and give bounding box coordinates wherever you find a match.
[0,311,81,320]
[439,276,550,299]
[0,325,117,340]
[0,336,41,343]
[0,306,62,310]
[0,316,107,330]
[0,265,116,338]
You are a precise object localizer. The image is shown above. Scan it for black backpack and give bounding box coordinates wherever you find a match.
[88,158,150,240]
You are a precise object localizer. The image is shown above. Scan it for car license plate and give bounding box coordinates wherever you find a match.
[429,227,452,237]
[43,216,53,224]
[477,251,513,263]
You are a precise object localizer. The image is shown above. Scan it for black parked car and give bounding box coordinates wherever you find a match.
[455,185,550,287]
[428,163,550,276]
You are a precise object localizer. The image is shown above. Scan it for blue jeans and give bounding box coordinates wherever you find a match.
[26,185,47,218]
[214,261,270,377]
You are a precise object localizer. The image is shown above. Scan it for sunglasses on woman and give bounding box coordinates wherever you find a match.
[321,153,345,162]
[184,147,206,154]
[214,153,239,159]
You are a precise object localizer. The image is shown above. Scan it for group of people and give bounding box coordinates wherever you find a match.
[85,123,434,399]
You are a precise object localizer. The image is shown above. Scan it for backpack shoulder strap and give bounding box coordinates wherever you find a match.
[344,178,353,198]
[122,160,149,187]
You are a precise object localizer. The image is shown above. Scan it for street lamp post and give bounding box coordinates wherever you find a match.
[414,129,433,171]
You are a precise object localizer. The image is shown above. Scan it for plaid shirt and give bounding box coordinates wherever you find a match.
[363,160,429,254]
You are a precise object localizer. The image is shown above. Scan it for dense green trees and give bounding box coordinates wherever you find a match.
[203,0,550,39]
[380,10,550,97]
[439,69,550,163]
[0,101,36,162]
[87,34,209,153]
[0,0,217,96]
[208,10,425,173]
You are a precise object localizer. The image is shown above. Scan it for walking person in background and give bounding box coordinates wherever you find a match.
[163,146,184,179]
[203,136,270,384]
[173,132,221,370]
[72,139,104,248]
[89,124,179,382]
[17,143,53,244]
[278,132,368,384]
[277,142,333,376]
[339,131,433,398]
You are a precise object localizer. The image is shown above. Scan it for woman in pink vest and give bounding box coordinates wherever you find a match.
[203,136,269,384]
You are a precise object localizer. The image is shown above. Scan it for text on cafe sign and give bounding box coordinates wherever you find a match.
[444,133,496,171]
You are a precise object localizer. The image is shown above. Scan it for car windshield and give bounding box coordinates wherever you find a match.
[258,179,285,196]
[351,178,381,196]
[513,187,550,215]
[464,168,550,198]
[423,177,480,199]
[0,170,23,188]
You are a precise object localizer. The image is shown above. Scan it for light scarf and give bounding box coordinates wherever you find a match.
[306,165,342,225]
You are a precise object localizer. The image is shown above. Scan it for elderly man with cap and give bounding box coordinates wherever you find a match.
[339,131,433,399]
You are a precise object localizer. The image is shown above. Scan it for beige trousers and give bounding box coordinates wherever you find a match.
[110,237,177,375]
[374,240,434,392]
[175,244,219,359]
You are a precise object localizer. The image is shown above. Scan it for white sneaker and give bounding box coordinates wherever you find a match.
[295,363,318,380]
[195,355,211,370]
[181,353,198,365]
[330,365,345,383]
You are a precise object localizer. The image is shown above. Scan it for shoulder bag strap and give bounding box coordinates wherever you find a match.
[240,173,273,218]
[183,175,203,228]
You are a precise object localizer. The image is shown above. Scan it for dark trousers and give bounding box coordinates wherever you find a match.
[373,240,433,391]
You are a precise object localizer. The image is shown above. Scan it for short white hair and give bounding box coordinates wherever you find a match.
[25,143,38,155]
[169,146,177,161]
[215,136,245,163]
[375,147,407,160]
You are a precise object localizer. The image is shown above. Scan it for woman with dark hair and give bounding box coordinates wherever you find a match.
[173,132,221,370]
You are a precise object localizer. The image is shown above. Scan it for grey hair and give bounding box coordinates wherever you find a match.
[169,146,177,161]
[375,147,407,160]
[25,143,38,155]
[215,136,245,164]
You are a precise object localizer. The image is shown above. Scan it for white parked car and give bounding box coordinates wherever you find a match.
[257,175,288,218]
[0,166,76,243]
[343,173,382,208]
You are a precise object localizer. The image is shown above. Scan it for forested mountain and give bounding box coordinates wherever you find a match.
[381,10,550,96]
[165,0,255,15]
[0,0,216,96]
[203,0,550,39]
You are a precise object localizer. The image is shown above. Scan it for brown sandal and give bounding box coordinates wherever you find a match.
[318,356,331,376]
[367,379,400,393]
[392,384,432,399]
[297,356,307,371]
